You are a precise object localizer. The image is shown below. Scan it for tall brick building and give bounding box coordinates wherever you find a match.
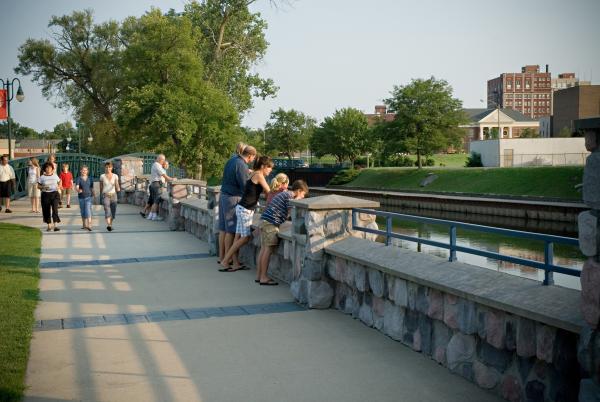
[487,65,552,119]
[552,85,600,137]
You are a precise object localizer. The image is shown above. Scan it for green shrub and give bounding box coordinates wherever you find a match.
[388,155,413,167]
[328,169,361,185]
[414,158,435,167]
[465,152,483,167]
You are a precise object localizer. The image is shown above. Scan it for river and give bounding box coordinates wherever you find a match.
[373,206,584,290]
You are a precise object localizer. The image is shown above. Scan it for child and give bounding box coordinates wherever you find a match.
[27,157,41,213]
[38,162,62,232]
[266,173,289,206]
[256,180,308,285]
[219,156,273,272]
[75,165,94,231]
[59,163,74,208]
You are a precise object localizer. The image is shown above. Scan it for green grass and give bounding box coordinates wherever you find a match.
[0,223,41,402]
[341,166,584,200]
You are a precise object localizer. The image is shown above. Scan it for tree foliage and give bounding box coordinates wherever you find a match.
[519,127,539,138]
[0,119,40,139]
[383,77,467,168]
[264,108,315,159]
[310,107,370,163]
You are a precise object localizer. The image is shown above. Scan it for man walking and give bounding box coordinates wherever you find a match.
[218,145,256,268]
[142,154,176,221]
[0,155,16,213]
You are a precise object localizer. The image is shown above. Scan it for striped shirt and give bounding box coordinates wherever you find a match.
[261,191,293,226]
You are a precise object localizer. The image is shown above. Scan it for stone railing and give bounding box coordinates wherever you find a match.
[121,184,590,401]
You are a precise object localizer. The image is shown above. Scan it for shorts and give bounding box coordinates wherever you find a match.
[148,181,161,206]
[218,194,241,233]
[0,181,12,198]
[235,204,254,237]
[260,221,280,247]
[62,188,72,195]
[28,182,41,197]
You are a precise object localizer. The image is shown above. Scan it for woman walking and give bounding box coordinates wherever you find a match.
[27,157,41,213]
[38,162,62,232]
[99,161,120,232]
[219,156,273,272]
[75,165,94,231]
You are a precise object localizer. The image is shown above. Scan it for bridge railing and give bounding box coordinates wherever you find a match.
[8,153,108,199]
[124,153,186,179]
[351,207,581,286]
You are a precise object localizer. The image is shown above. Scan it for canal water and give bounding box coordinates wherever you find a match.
[374,206,584,290]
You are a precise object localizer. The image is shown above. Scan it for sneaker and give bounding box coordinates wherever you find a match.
[53,227,60,232]
[139,212,146,218]
[67,205,71,208]
[5,209,12,213]
[152,216,164,221]
[107,226,113,232]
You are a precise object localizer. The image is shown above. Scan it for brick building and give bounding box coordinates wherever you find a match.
[552,85,600,137]
[487,65,552,119]
[364,105,395,126]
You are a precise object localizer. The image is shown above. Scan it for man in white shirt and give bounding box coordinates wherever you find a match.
[0,155,16,213]
[142,154,176,220]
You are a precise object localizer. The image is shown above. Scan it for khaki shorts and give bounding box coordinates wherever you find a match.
[62,188,72,195]
[260,221,280,247]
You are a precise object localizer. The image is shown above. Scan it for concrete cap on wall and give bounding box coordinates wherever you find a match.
[290,194,380,210]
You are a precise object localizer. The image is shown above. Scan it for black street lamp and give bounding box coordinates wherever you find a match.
[0,78,25,159]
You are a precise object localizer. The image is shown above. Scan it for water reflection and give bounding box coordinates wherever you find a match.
[375,214,584,290]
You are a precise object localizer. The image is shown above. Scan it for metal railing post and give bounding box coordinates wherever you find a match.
[449,225,457,262]
[386,216,392,246]
[351,209,357,231]
[543,241,555,286]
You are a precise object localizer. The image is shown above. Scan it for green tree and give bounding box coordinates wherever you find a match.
[117,9,240,178]
[183,0,278,115]
[242,127,267,155]
[519,127,539,138]
[557,127,572,138]
[16,9,125,156]
[264,108,315,160]
[310,107,370,164]
[384,77,467,168]
[0,119,40,139]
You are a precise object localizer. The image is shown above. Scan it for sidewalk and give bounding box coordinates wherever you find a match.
[2,198,501,402]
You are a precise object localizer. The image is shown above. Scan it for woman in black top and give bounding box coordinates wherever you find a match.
[220,156,273,272]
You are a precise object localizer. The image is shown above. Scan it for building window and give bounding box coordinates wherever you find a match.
[525,81,531,89]
[516,80,521,89]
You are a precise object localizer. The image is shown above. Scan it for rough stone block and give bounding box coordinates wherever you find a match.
[427,289,444,320]
[505,315,517,351]
[446,333,476,371]
[359,303,374,327]
[393,278,408,307]
[403,309,419,346]
[418,314,433,356]
[342,260,355,287]
[516,317,536,358]
[473,360,501,390]
[415,286,429,315]
[477,341,512,373]
[443,293,459,329]
[581,259,600,328]
[354,264,368,292]
[368,269,384,297]
[383,301,404,341]
[525,380,545,402]
[578,211,598,257]
[458,299,477,335]
[301,257,324,281]
[306,234,326,257]
[500,375,523,402]
[372,296,385,318]
[290,279,308,304]
[486,309,506,349]
[324,210,346,238]
[580,379,600,402]
[407,282,418,310]
[305,211,325,237]
[536,324,556,363]
[307,280,333,309]
[387,275,396,302]
[516,356,535,383]
[432,320,452,365]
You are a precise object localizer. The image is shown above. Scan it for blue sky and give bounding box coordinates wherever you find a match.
[2,0,599,133]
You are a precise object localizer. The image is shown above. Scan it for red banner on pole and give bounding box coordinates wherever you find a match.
[0,89,7,120]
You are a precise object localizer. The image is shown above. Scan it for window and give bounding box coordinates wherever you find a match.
[525,81,531,89]
[516,80,521,89]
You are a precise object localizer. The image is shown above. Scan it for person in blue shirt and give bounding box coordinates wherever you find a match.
[218,145,256,268]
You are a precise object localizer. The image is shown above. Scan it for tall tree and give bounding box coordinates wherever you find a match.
[16,9,125,155]
[384,77,467,168]
[183,0,277,115]
[117,9,241,178]
[0,119,40,139]
[310,107,370,163]
[264,108,315,160]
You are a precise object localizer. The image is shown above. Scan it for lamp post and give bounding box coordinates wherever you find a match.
[0,78,25,159]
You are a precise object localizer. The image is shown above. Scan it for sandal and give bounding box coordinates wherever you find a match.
[218,267,240,272]
[259,280,278,286]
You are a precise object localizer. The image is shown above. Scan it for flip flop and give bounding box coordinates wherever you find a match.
[259,280,278,286]
[255,279,260,283]
[218,267,237,272]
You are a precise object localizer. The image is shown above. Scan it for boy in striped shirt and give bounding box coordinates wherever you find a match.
[257,180,308,285]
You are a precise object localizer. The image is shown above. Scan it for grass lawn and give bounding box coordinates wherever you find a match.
[342,166,584,200]
[0,223,41,401]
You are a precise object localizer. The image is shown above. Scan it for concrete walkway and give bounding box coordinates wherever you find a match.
[2,199,502,402]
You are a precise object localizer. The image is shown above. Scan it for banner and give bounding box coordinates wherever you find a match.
[0,89,7,120]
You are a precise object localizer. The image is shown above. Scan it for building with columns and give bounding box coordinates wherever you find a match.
[461,108,539,149]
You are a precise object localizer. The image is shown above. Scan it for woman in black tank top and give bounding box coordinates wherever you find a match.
[220,156,274,271]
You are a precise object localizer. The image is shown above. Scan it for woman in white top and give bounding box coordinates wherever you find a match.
[37,162,62,231]
[27,157,41,213]
[99,161,120,232]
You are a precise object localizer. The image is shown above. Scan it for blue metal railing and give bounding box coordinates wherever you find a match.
[351,208,581,286]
